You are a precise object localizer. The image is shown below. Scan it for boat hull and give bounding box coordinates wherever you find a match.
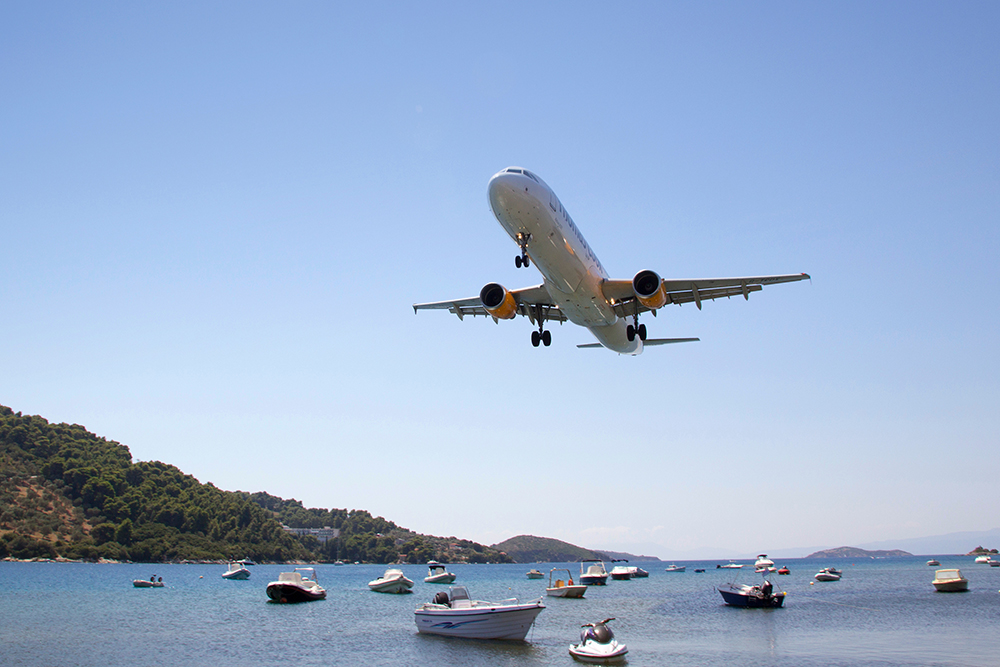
[222,569,250,580]
[569,640,628,663]
[369,578,414,594]
[414,602,545,640]
[933,580,969,592]
[718,584,785,608]
[132,580,164,588]
[266,583,326,603]
[579,575,607,586]
[814,573,841,581]
[546,585,587,598]
[424,573,456,584]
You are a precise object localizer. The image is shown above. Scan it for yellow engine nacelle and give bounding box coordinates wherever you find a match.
[632,269,667,310]
[479,283,518,320]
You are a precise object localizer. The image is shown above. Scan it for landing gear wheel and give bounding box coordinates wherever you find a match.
[638,323,647,341]
[542,330,551,346]
[515,256,522,268]
[522,255,530,267]
[531,331,540,347]
[627,324,635,342]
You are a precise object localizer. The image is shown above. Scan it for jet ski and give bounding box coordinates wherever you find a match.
[569,617,628,663]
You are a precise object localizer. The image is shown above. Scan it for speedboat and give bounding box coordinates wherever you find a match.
[631,566,649,578]
[266,568,326,602]
[814,567,842,582]
[414,585,545,640]
[754,554,776,573]
[369,568,414,593]
[222,561,251,580]
[424,562,456,584]
[974,555,991,564]
[546,568,587,598]
[664,564,686,572]
[718,580,785,607]
[990,560,1000,567]
[609,560,632,580]
[926,559,941,566]
[933,568,969,592]
[526,568,545,579]
[133,577,164,588]
[718,561,743,569]
[579,560,608,586]
[569,617,628,663]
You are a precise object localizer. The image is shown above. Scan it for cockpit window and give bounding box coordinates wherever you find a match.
[524,171,539,183]
[507,168,523,174]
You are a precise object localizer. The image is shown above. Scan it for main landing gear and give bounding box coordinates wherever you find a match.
[626,311,647,342]
[530,304,551,347]
[514,232,531,268]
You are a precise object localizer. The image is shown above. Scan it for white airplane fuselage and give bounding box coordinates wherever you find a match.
[487,169,642,354]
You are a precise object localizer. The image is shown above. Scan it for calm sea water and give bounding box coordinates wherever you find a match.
[1,557,997,666]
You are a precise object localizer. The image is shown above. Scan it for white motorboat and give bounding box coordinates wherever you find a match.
[526,568,545,579]
[718,561,744,569]
[266,568,326,603]
[579,560,608,586]
[754,554,776,573]
[569,617,628,663]
[414,585,545,640]
[664,564,686,572]
[974,555,991,564]
[133,577,164,588]
[631,566,649,578]
[546,568,587,598]
[926,559,941,566]
[609,560,633,580]
[933,568,969,592]
[369,568,414,593]
[424,562,456,584]
[814,567,842,582]
[222,561,251,580]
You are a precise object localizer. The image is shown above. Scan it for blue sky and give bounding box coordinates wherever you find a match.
[2,2,997,558]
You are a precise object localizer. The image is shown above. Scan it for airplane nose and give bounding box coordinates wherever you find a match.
[488,171,522,212]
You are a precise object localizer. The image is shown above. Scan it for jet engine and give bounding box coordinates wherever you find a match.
[632,269,668,310]
[479,283,518,320]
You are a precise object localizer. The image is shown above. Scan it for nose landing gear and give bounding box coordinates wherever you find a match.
[514,232,531,268]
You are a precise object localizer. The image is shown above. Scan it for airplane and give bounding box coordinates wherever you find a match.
[413,167,809,355]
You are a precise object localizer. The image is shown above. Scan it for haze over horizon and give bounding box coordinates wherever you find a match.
[3,3,997,559]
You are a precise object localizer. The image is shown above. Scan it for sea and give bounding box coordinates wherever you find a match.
[1,556,997,666]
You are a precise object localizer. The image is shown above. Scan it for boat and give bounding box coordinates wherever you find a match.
[414,585,545,640]
[424,562,456,584]
[694,568,706,573]
[933,568,969,592]
[664,564,686,572]
[579,560,608,586]
[974,555,991,564]
[266,568,326,602]
[368,568,414,593]
[546,568,587,598]
[526,568,545,579]
[926,559,941,566]
[631,566,649,578]
[609,559,632,580]
[132,576,164,588]
[569,617,628,663]
[814,567,842,582]
[222,561,251,580]
[754,554,776,573]
[990,560,1000,567]
[718,580,785,607]
[718,561,743,569]
[777,566,790,575]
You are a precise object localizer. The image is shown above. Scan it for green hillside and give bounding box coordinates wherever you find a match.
[492,534,602,563]
[0,405,510,564]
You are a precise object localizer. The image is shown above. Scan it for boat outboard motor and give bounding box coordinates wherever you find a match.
[432,591,450,607]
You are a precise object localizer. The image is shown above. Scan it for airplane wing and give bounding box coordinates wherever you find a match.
[600,273,810,317]
[412,284,569,322]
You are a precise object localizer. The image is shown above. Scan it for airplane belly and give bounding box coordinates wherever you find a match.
[544,277,617,327]
[588,321,642,355]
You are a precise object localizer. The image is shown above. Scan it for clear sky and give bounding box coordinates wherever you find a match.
[2,2,997,559]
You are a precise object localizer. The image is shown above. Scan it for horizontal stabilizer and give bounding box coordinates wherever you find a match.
[577,337,700,349]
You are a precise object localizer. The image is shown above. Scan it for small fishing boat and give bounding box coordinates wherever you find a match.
[609,559,632,580]
[814,567,842,582]
[133,576,164,588]
[526,568,545,579]
[664,564,686,572]
[579,560,608,586]
[266,568,326,603]
[222,561,251,580]
[546,568,587,598]
[926,559,941,566]
[424,562,456,584]
[718,580,785,607]
[631,566,649,578]
[369,568,414,593]
[569,617,628,663]
[933,568,969,592]
[694,568,706,573]
[414,586,545,640]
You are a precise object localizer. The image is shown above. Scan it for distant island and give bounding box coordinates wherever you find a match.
[491,534,661,564]
[966,546,998,556]
[806,546,912,559]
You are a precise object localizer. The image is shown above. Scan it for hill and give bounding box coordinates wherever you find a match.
[806,546,912,559]
[0,404,510,564]
[492,535,601,563]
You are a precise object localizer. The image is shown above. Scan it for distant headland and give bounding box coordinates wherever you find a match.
[806,546,912,558]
